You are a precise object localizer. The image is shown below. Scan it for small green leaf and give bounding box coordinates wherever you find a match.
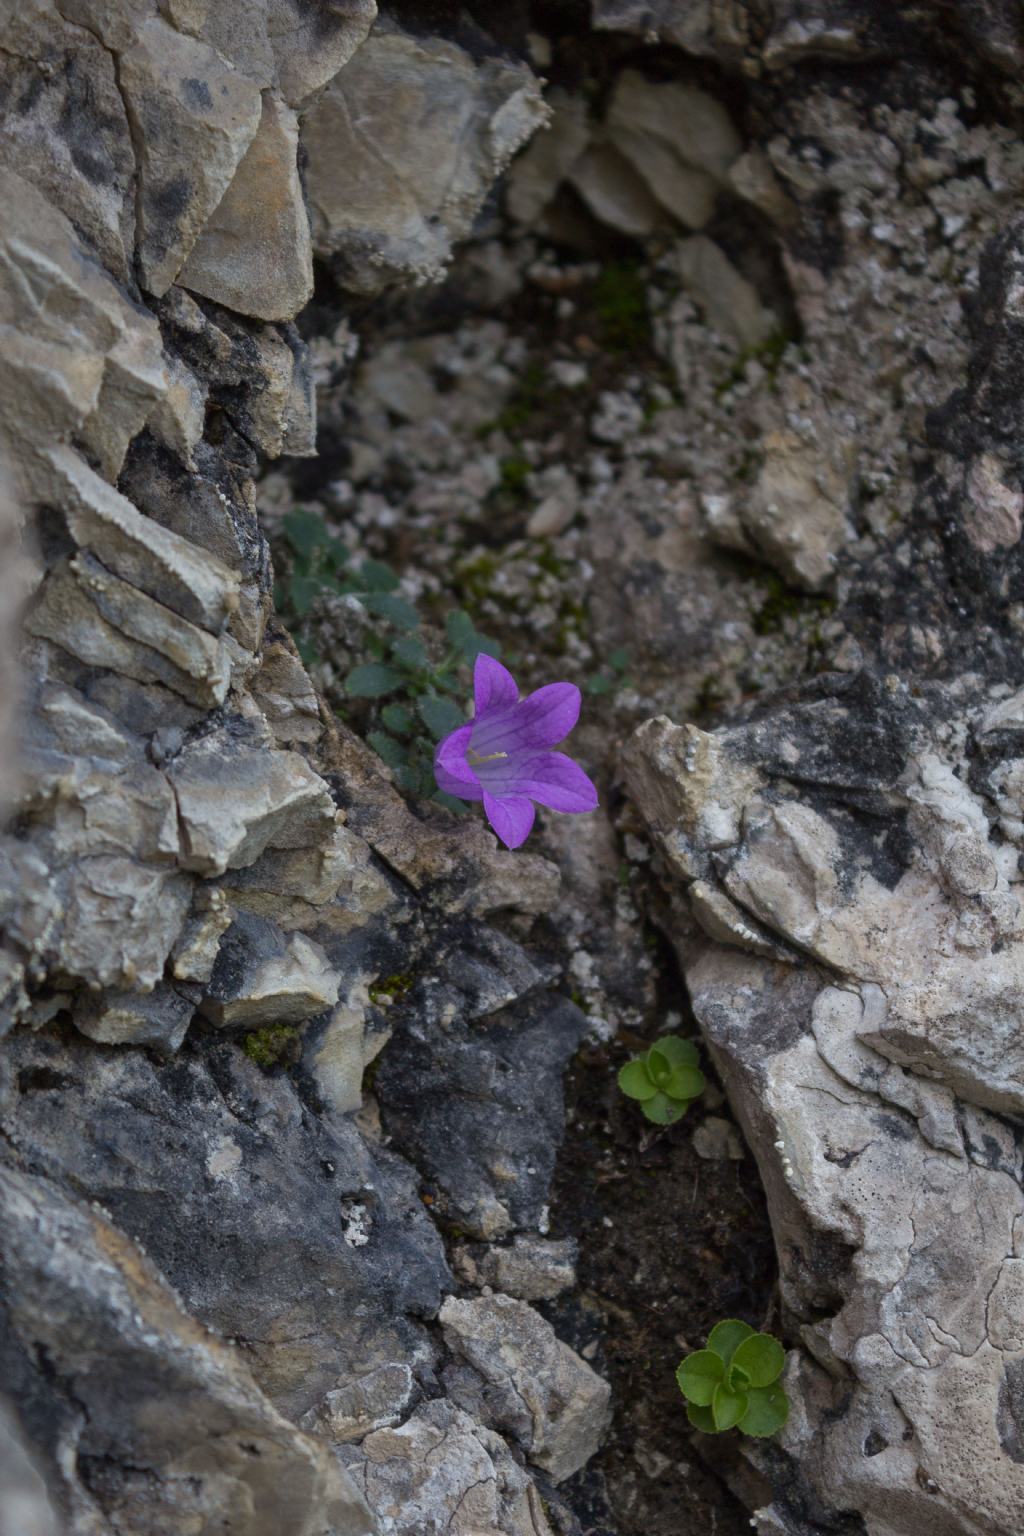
[729,1364,751,1390]
[345,663,405,698]
[391,635,428,670]
[618,1060,657,1101]
[295,637,319,668]
[382,703,416,736]
[432,789,469,813]
[676,1351,725,1407]
[610,647,630,673]
[664,1064,706,1102]
[585,675,614,696]
[686,1401,718,1434]
[707,1320,756,1367]
[731,1334,786,1389]
[712,1382,748,1432]
[434,669,463,693]
[641,1092,689,1125]
[360,592,421,631]
[288,573,324,617]
[646,1046,671,1088]
[739,1383,789,1438]
[359,558,400,592]
[283,508,328,558]
[367,731,408,769]
[446,610,476,649]
[418,695,466,740]
[472,631,503,660]
[395,761,431,796]
[652,1036,699,1069]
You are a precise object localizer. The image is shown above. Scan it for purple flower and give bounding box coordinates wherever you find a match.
[434,654,598,849]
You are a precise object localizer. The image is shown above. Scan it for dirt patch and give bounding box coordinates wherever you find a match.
[547,1020,777,1535]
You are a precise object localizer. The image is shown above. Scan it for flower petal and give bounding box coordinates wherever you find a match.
[504,751,598,813]
[473,653,519,716]
[470,681,582,758]
[482,791,535,849]
[434,723,482,801]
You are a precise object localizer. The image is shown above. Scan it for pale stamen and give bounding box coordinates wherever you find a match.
[467,748,509,765]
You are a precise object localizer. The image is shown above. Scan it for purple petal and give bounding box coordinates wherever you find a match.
[506,752,599,813]
[434,723,482,801]
[471,681,582,758]
[482,791,535,849]
[473,654,519,716]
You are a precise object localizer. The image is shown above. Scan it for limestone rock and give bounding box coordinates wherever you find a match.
[375,973,585,1240]
[339,1398,553,1536]
[73,981,196,1054]
[453,1235,578,1302]
[300,1362,414,1444]
[117,17,265,296]
[568,139,665,238]
[0,1161,375,1535]
[304,23,547,294]
[167,727,336,876]
[506,91,590,226]
[180,92,313,323]
[606,70,740,222]
[199,913,341,1028]
[0,1031,452,1421]
[0,1400,57,1536]
[55,857,192,992]
[440,1294,611,1483]
[0,1,136,282]
[673,236,775,350]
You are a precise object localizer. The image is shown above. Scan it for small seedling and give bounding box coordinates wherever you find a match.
[676,1320,789,1437]
[617,1035,705,1124]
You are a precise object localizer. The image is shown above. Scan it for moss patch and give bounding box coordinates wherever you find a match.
[242,1023,298,1068]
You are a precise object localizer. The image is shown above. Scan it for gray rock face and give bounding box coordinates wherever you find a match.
[374,925,586,1239]
[0,1159,375,1535]
[440,1294,611,1484]
[624,672,1024,1533]
[0,1030,451,1423]
[304,20,547,294]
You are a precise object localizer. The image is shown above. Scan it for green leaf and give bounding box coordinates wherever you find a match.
[707,1320,756,1367]
[345,663,405,698]
[381,703,416,736]
[432,789,469,813]
[434,669,463,693]
[652,1036,699,1069]
[585,674,614,696]
[618,1059,657,1102]
[418,695,466,740]
[391,634,428,670]
[395,761,431,796]
[676,1351,725,1407]
[610,647,631,673]
[472,631,503,660]
[283,508,328,559]
[367,731,408,769]
[446,610,476,649]
[295,637,319,668]
[712,1382,748,1432]
[729,1363,751,1391]
[739,1383,789,1438]
[288,573,324,617]
[641,1092,689,1125]
[686,1401,718,1434]
[360,591,421,631]
[646,1046,671,1088]
[359,558,400,592]
[731,1334,785,1389]
[664,1064,706,1102]
[324,535,350,569]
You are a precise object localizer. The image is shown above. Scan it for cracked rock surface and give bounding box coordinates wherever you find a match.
[5,2,1024,1535]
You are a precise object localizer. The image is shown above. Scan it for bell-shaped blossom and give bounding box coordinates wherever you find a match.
[434,654,598,848]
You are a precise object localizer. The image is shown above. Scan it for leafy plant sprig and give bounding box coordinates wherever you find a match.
[676,1321,789,1437]
[617,1036,706,1124]
[585,646,631,697]
[273,509,503,809]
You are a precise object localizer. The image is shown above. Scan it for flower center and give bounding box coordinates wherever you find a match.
[467,748,509,765]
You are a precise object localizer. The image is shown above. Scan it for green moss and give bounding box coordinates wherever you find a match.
[593,260,650,353]
[498,455,531,500]
[714,328,794,401]
[753,572,836,636]
[479,360,553,441]
[242,1024,298,1068]
[368,972,414,1006]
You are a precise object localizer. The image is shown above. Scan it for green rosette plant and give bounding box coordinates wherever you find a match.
[617,1036,706,1125]
[676,1320,789,1437]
